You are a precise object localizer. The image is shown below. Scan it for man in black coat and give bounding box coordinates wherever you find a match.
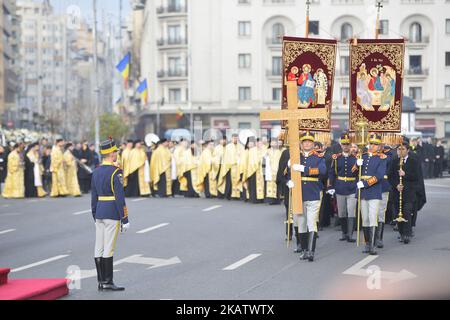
[276,147,292,243]
[389,137,425,243]
[0,145,8,194]
[77,142,93,194]
[434,140,444,178]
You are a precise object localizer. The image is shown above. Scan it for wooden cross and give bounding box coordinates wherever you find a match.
[260,80,328,215]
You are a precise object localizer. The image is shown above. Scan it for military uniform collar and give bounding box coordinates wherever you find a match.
[102,161,114,166]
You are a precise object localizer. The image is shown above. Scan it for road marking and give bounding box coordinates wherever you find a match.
[343,255,417,284]
[0,229,16,235]
[203,205,222,212]
[114,254,181,269]
[73,210,91,216]
[425,183,450,189]
[12,255,70,273]
[132,198,147,202]
[137,223,170,234]
[223,254,262,271]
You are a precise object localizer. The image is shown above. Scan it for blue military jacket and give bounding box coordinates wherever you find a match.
[91,162,129,224]
[287,151,327,202]
[381,148,393,193]
[358,152,387,200]
[328,153,358,196]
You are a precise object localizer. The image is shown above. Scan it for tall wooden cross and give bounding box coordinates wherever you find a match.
[260,80,328,215]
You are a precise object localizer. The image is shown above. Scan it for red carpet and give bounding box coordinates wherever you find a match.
[0,268,69,300]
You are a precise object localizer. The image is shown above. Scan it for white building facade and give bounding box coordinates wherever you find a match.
[139,0,450,138]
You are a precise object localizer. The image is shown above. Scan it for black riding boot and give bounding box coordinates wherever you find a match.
[307,232,317,262]
[347,218,356,243]
[293,227,301,253]
[299,233,309,260]
[369,226,378,255]
[339,218,348,241]
[376,222,384,248]
[101,257,125,291]
[362,227,370,253]
[95,257,104,291]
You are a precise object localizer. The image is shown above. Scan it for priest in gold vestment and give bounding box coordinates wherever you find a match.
[2,143,25,199]
[242,137,265,204]
[125,141,151,197]
[217,134,244,200]
[213,137,226,199]
[64,143,81,197]
[197,140,217,198]
[150,139,173,198]
[50,139,68,197]
[179,141,200,198]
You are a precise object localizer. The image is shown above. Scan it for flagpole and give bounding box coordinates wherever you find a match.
[93,0,100,153]
[305,0,311,38]
[375,1,383,39]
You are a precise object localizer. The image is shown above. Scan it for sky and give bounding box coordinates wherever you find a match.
[50,0,131,27]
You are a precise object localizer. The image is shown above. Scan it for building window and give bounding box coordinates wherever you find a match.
[309,21,319,36]
[239,122,251,129]
[271,23,284,43]
[169,88,182,103]
[409,55,422,73]
[238,21,251,37]
[379,20,389,35]
[238,54,251,69]
[168,57,183,76]
[447,19,450,34]
[409,87,422,102]
[239,87,251,101]
[341,23,353,41]
[409,22,422,43]
[445,122,450,138]
[445,85,450,100]
[341,87,349,104]
[340,56,349,75]
[168,25,182,44]
[272,88,282,101]
[272,56,282,76]
[446,52,450,67]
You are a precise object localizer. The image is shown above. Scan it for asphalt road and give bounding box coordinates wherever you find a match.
[1,178,450,300]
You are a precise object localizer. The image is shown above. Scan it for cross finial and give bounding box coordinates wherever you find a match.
[376,0,383,10]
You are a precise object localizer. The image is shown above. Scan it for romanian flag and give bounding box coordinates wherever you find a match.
[116,53,130,88]
[176,107,184,120]
[137,79,148,105]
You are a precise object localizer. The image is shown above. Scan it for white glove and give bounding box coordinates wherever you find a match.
[121,223,130,233]
[292,164,305,173]
[287,180,294,189]
[287,160,291,168]
[327,189,335,196]
[357,181,365,189]
[356,159,364,166]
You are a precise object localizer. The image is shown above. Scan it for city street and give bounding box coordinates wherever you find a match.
[1,179,450,300]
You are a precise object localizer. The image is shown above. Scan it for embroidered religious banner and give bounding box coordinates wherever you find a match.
[349,39,405,133]
[282,37,337,132]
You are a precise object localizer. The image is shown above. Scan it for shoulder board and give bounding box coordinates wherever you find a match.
[313,151,324,158]
[379,153,387,159]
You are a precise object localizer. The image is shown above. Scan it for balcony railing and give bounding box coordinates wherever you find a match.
[407,68,429,76]
[157,70,188,78]
[266,69,282,77]
[266,37,283,45]
[156,6,187,14]
[157,38,188,46]
[408,36,430,44]
[331,0,363,4]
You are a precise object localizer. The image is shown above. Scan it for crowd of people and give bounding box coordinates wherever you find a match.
[410,137,447,179]
[0,132,431,260]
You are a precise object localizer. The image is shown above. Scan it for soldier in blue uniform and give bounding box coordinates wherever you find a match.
[376,144,394,248]
[288,132,326,262]
[328,133,358,243]
[92,139,130,291]
[356,133,387,255]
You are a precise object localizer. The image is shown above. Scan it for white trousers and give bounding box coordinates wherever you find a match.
[95,219,120,258]
[293,200,321,233]
[336,194,357,218]
[377,192,389,223]
[361,199,380,227]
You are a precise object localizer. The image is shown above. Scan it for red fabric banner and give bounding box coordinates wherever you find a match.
[282,37,337,132]
[349,39,405,133]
